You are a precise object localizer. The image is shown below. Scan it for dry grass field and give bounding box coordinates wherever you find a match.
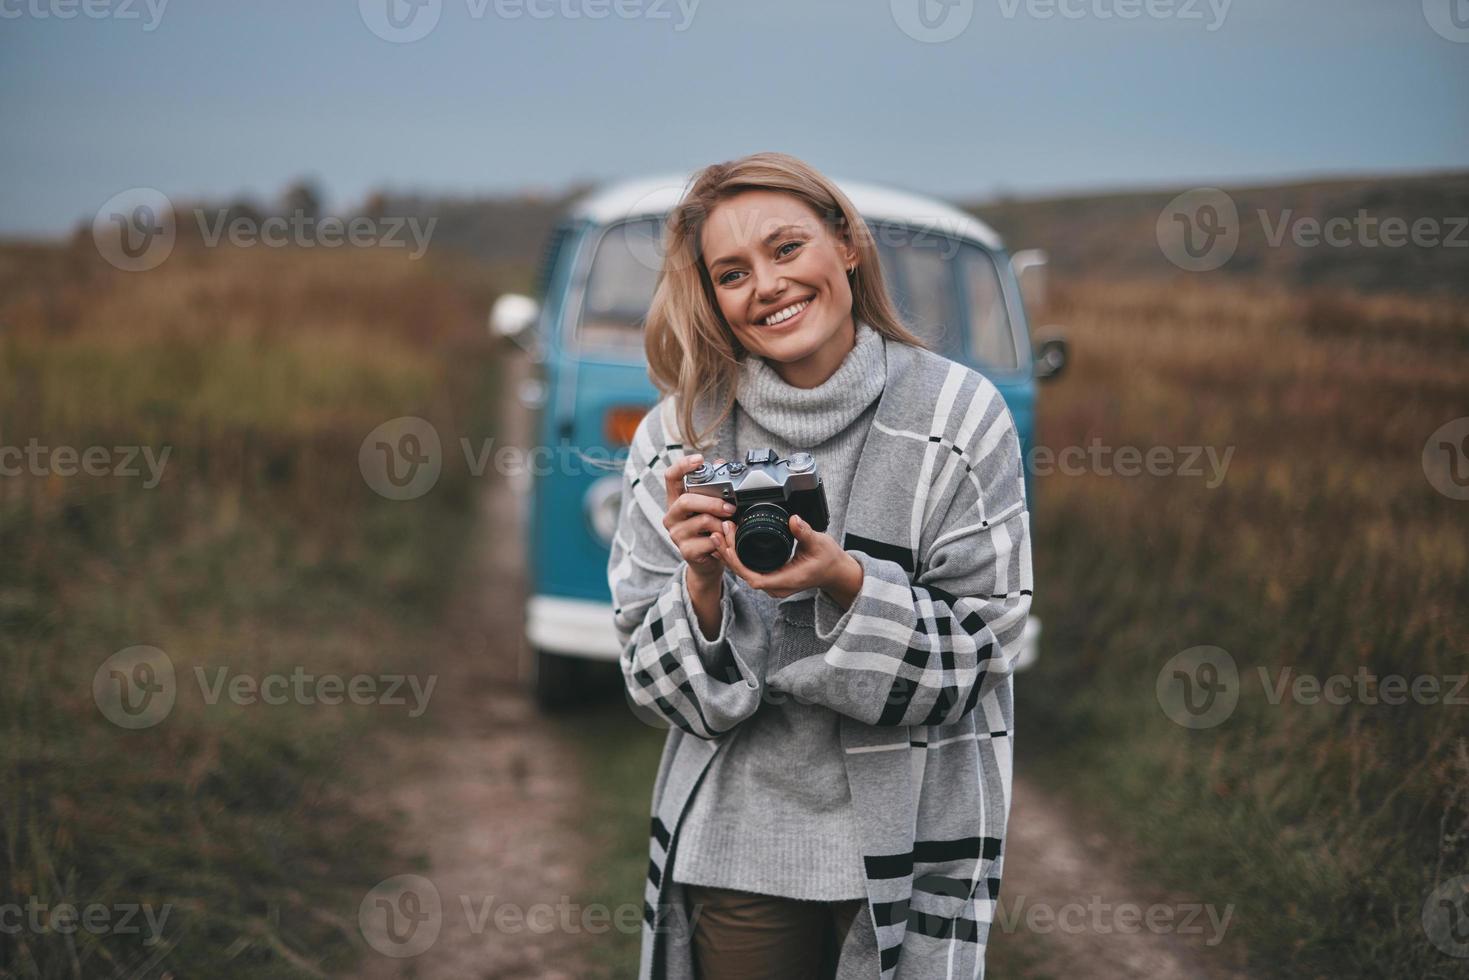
[0,241,511,977]
[1020,276,1469,977]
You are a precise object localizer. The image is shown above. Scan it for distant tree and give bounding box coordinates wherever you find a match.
[224,197,266,227]
[360,191,389,219]
[281,179,324,220]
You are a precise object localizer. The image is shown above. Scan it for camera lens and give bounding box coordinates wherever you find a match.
[734,502,794,572]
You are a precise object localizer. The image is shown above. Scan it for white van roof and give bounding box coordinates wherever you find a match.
[569,172,1004,251]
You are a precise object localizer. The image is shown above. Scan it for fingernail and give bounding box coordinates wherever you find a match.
[723,503,735,513]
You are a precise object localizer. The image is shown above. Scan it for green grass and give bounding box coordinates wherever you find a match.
[565,690,669,980]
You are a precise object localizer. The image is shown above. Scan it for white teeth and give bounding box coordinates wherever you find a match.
[762,299,810,326]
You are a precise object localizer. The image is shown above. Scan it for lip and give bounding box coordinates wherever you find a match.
[756,295,815,330]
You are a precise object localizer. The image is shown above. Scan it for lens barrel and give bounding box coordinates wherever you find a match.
[733,502,794,572]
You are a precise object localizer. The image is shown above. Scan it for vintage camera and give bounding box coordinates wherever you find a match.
[683,448,831,573]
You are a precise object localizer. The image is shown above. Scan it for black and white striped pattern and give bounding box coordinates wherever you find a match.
[609,339,1032,980]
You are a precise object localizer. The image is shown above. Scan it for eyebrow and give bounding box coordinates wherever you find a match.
[706,223,808,272]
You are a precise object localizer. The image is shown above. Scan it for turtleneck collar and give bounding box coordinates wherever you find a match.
[734,319,887,447]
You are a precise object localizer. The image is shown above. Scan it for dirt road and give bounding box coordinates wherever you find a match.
[348,351,599,979]
[996,776,1251,979]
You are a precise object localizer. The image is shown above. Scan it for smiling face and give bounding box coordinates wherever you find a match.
[700,189,860,389]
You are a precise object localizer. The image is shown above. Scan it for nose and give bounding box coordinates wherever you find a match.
[750,258,786,301]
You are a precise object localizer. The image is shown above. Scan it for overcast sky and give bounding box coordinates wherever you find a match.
[2,0,1466,236]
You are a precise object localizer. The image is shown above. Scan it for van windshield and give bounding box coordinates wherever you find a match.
[573,217,1019,374]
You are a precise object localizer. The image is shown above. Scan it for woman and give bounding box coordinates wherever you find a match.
[608,152,1033,980]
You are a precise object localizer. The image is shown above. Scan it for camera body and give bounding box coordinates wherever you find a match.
[682,448,830,573]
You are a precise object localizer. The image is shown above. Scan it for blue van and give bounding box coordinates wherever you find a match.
[491,174,1067,707]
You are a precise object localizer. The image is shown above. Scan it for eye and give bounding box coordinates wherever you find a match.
[776,240,803,258]
[717,269,744,286]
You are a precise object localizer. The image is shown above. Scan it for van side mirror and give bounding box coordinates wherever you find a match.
[1011,249,1048,314]
[1033,333,1068,382]
[489,293,542,359]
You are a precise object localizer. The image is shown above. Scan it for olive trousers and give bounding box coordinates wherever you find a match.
[684,885,867,980]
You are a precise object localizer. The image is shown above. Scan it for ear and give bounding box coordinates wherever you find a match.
[834,219,859,271]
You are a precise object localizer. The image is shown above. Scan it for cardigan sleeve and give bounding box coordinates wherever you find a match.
[608,404,767,739]
[770,385,1033,728]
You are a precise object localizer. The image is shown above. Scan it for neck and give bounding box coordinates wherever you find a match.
[771,314,857,389]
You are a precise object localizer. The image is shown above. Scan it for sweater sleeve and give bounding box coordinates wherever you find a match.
[769,380,1033,728]
[608,403,768,739]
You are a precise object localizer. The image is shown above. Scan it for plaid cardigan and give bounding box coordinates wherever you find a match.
[608,337,1033,980]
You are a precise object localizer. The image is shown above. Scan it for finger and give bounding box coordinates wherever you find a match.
[663,453,704,502]
[674,492,738,522]
[717,521,766,588]
[682,535,724,566]
[669,513,722,545]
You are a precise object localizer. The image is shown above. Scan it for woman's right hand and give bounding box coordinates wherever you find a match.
[663,453,737,592]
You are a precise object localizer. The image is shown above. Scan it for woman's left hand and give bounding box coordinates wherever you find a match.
[712,514,863,607]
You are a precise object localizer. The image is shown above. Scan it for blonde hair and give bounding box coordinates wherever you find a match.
[643,151,926,452]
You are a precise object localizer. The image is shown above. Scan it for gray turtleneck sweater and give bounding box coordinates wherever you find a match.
[670,320,887,901]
